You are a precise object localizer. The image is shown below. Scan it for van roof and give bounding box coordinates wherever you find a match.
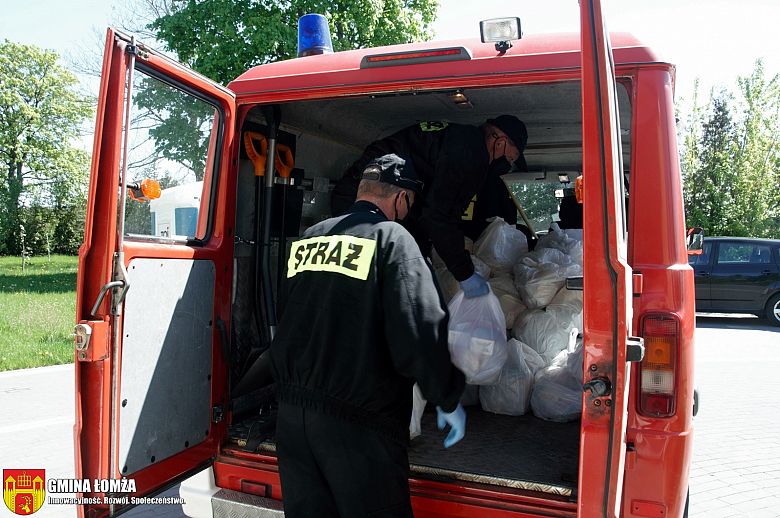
[228,32,666,96]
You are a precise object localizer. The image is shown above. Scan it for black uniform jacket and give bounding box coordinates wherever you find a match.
[332,123,516,282]
[270,201,465,443]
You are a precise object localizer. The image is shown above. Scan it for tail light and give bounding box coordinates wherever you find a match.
[638,314,679,417]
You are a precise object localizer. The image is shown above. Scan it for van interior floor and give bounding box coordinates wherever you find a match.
[408,407,579,498]
[229,406,579,499]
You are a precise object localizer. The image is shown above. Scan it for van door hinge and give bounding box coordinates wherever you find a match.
[627,336,645,362]
[212,405,224,424]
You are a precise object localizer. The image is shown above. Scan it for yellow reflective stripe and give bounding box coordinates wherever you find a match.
[461,194,477,221]
[287,235,377,280]
[419,121,448,132]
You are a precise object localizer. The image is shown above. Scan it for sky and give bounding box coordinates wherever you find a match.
[2,0,780,107]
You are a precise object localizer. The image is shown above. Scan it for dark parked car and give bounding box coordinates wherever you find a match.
[689,237,780,325]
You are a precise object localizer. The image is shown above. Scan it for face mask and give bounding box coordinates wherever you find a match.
[488,156,512,175]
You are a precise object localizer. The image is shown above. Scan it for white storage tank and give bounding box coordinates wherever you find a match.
[149,181,203,238]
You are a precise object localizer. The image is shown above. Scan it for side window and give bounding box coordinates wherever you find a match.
[123,66,220,241]
[688,242,712,266]
[750,245,771,264]
[716,243,753,264]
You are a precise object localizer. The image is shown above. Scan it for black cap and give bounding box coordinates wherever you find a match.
[487,114,529,171]
[361,154,424,193]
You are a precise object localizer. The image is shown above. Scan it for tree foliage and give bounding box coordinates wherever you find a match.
[680,61,780,238]
[149,0,439,84]
[0,40,92,255]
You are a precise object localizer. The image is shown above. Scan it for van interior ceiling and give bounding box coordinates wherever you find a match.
[226,80,633,499]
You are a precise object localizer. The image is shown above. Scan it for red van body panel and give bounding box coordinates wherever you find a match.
[75,8,694,516]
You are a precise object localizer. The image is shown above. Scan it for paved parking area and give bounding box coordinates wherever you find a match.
[688,315,780,517]
[1,315,778,517]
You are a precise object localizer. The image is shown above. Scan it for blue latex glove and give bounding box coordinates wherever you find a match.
[436,403,466,448]
[459,272,489,298]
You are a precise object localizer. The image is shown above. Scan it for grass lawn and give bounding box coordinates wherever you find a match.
[0,255,78,371]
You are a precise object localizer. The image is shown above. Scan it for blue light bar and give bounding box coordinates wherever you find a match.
[298,14,334,57]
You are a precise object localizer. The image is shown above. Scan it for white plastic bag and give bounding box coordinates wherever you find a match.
[497,293,526,329]
[546,287,584,333]
[512,309,573,365]
[530,340,584,422]
[487,275,526,328]
[479,339,535,416]
[474,217,528,274]
[520,340,546,375]
[409,383,427,440]
[448,290,508,385]
[536,225,583,266]
[513,262,566,309]
[513,248,582,309]
[488,275,519,298]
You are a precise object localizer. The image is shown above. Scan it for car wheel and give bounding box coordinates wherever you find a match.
[766,293,780,327]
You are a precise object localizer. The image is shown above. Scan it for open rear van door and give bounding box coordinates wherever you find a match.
[579,1,640,516]
[74,28,235,517]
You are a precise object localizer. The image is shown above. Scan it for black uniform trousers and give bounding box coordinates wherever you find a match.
[276,402,414,518]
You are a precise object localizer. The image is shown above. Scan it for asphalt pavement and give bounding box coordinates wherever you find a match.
[1,314,778,517]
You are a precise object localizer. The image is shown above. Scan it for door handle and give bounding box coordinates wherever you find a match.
[697,272,710,277]
[762,270,773,275]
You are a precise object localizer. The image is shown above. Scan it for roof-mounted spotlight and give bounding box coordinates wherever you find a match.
[480,17,522,53]
[298,13,334,57]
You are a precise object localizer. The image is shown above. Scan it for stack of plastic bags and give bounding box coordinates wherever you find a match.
[530,338,584,422]
[479,339,545,416]
[474,217,529,274]
[417,218,585,432]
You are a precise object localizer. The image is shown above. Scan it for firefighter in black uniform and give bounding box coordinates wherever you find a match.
[271,154,466,518]
[331,115,528,298]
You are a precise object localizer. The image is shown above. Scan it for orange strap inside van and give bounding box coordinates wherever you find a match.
[243,131,295,178]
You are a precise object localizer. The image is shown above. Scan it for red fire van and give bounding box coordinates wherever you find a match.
[74,1,695,516]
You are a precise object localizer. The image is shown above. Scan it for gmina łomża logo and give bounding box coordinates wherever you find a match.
[3,469,45,515]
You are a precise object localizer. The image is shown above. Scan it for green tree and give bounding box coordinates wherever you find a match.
[680,80,705,228]
[687,92,738,236]
[732,60,780,238]
[0,40,92,255]
[149,0,439,84]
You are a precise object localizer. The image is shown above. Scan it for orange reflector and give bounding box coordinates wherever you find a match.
[128,178,161,203]
[644,337,672,368]
[140,178,161,200]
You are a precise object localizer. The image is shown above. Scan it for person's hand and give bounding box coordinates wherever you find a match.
[459,272,489,298]
[436,404,466,448]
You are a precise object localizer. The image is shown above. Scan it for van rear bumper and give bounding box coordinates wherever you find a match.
[212,489,284,517]
[180,466,284,518]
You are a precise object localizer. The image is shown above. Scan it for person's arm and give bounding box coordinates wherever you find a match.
[381,228,464,411]
[418,129,487,282]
